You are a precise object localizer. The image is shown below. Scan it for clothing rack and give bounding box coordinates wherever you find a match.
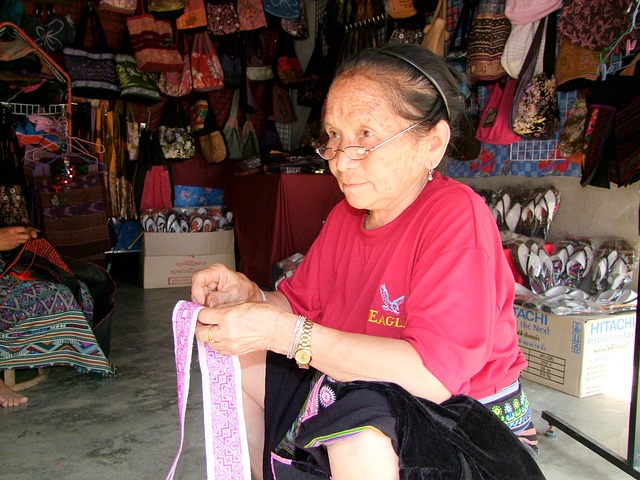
[344,14,386,32]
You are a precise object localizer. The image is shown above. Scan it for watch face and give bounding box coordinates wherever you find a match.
[295,349,311,365]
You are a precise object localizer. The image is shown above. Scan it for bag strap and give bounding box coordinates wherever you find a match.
[449,0,478,52]
[73,1,108,51]
[542,11,557,77]
[433,0,447,22]
[518,15,547,80]
[229,89,240,121]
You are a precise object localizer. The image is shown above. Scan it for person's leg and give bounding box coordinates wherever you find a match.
[0,380,28,408]
[240,350,267,480]
[327,427,399,480]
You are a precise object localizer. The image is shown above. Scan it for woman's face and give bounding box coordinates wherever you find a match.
[324,74,434,222]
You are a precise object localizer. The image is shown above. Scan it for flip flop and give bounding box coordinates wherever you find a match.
[505,202,522,232]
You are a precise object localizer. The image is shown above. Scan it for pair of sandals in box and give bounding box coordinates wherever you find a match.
[491,187,560,240]
[512,238,637,315]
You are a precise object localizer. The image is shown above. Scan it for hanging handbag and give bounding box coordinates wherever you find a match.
[388,27,424,45]
[241,114,260,159]
[421,0,449,58]
[190,31,225,92]
[0,105,29,227]
[245,31,273,82]
[263,0,301,19]
[191,98,228,164]
[159,101,196,160]
[127,4,185,72]
[611,95,640,187]
[107,102,138,220]
[281,0,309,39]
[297,27,331,108]
[466,0,511,83]
[148,0,186,18]
[385,0,417,19]
[475,77,521,145]
[237,0,267,31]
[557,90,588,159]
[99,0,137,15]
[559,0,631,51]
[445,0,477,73]
[554,34,601,91]
[23,4,75,53]
[176,0,207,30]
[126,103,141,162]
[222,89,248,160]
[500,21,543,79]
[63,3,120,100]
[274,33,303,87]
[218,36,244,89]
[134,127,174,211]
[269,84,296,124]
[206,0,240,36]
[510,12,560,140]
[158,35,193,97]
[115,53,161,104]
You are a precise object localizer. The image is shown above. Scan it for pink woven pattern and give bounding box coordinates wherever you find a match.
[167,300,251,480]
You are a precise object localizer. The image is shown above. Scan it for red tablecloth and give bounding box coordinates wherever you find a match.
[225,173,344,287]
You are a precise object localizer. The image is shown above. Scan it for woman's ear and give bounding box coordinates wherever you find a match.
[420,120,450,170]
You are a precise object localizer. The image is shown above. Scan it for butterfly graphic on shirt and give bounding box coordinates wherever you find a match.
[380,284,405,315]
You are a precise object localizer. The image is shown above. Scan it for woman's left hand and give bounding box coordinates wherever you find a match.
[195,301,290,357]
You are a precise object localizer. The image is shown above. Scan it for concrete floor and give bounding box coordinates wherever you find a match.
[1,273,638,480]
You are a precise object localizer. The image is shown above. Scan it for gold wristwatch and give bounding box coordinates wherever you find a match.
[294,319,314,369]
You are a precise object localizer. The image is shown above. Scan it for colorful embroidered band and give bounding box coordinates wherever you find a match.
[167,300,252,480]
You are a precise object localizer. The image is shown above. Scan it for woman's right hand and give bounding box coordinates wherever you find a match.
[191,263,262,307]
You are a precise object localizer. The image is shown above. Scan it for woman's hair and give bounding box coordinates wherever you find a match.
[333,44,470,154]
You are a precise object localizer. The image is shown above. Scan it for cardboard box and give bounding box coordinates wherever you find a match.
[141,230,235,289]
[515,305,636,398]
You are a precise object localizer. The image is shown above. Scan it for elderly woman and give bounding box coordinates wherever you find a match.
[191,44,544,480]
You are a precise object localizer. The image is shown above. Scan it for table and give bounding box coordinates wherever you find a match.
[225,173,344,288]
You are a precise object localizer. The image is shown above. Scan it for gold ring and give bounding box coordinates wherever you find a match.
[208,325,216,345]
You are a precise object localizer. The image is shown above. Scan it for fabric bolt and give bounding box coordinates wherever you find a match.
[167,300,251,480]
[278,172,526,401]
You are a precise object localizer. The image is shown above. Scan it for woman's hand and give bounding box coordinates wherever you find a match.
[195,301,291,357]
[191,263,262,307]
[0,226,38,251]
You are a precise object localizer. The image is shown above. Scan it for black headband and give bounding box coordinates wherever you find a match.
[379,50,451,121]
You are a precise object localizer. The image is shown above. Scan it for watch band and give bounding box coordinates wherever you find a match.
[294,319,314,368]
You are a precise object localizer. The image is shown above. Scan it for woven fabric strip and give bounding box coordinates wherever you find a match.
[167,300,251,480]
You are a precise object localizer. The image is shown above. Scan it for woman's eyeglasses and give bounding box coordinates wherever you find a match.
[315,121,422,161]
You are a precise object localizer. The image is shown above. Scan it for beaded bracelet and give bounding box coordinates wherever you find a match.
[287,315,306,359]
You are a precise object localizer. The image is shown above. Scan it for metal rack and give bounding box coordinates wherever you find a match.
[542,303,640,478]
[0,21,72,135]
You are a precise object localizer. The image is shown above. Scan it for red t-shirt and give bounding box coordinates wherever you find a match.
[278,173,527,400]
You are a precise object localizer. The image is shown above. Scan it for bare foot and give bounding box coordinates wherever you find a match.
[0,380,28,408]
